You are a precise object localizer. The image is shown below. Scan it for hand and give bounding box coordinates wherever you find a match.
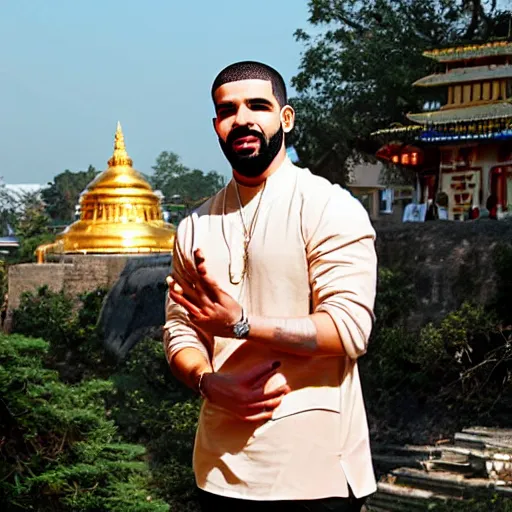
[201,361,290,422]
[167,248,243,338]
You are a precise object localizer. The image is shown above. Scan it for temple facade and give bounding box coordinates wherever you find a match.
[6,124,175,331]
[36,123,175,261]
[374,40,512,221]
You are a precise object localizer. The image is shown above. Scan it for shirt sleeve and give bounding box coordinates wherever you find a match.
[303,186,377,360]
[163,219,211,365]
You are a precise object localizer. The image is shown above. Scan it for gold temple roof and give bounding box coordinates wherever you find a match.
[423,40,512,62]
[37,123,175,261]
[413,64,512,87]
[406,102,512,125]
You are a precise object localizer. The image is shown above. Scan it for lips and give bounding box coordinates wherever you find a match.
[232,135,260,151]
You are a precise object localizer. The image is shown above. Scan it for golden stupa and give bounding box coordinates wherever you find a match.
[36,123,175,263]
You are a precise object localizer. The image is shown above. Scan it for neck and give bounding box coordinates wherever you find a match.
[232,146,287,189]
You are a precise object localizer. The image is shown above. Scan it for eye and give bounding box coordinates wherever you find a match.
[216,105,236,117]
[250,103,272,111]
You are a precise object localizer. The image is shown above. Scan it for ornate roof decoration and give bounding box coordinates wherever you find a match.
[407,102,512,125]
[413,64,512,87]
[423,40,512,62]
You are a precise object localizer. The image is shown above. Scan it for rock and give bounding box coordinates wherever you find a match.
[98,254,172,358]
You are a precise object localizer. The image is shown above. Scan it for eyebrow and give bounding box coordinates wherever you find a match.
[246,98,274,107]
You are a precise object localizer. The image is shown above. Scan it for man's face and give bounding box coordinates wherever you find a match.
[213,79,284,177]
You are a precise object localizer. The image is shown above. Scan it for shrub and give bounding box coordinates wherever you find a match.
[109,338,200,510]
[0,334,169,512]
[374,267,416,330]
[12,286,201,509]
[12,286,115,382]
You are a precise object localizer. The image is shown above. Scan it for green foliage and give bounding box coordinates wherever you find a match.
[364,267,512,441]
[41,166,99,223]
[109,338,200,510]
[150,151,225,205]
[374,267,416,329]
[0,189,54,263]
[13,286,115,382]
[290,0,506,180]
[11,287,200,509]
[0,334,169,512]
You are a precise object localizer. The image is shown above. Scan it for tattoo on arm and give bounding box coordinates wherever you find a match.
[272,317,318,353]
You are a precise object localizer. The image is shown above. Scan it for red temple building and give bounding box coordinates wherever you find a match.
[374,40,512,221]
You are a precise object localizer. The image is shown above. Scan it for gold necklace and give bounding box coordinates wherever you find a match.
[222,180,266,285]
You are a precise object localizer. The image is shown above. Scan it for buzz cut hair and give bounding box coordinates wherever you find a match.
[211,61,288,107]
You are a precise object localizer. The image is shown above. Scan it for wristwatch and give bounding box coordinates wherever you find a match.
[232,307,250,339]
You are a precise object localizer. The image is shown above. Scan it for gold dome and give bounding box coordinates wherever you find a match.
[37,123,175,262]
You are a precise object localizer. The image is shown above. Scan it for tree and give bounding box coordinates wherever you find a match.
[0,188,54,262]
[0,334,170,512]
[149,151,225,204]
[42,166,99,223]
[289,0,508,184]
[13,191,54,262]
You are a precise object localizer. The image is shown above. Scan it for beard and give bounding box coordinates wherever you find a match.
[219,125,284,178]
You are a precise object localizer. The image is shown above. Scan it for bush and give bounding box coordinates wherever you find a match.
[0,334,169,512]
[109,338,200,510]
[363,267,512,441]
[11,286,201,510]
[13,286,115,382]
[374,267,416,330]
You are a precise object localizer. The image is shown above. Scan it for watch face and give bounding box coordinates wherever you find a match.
[234,321,250,339]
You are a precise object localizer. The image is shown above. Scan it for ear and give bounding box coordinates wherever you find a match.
[280,105,295,133]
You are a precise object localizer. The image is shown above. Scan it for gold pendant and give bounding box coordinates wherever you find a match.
[229,249,248,285]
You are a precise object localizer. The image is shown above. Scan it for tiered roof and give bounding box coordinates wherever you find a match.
[413,64,512,87]
[373,39,512,142]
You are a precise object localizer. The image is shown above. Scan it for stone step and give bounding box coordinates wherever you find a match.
[367,481,458,512]
[390,467,512,499]
[372,443,442,458]
[424,457,474,475]
[373,440,512,481]
[455,431,512,451]
[463,426,512,439]
[372,453,426,473]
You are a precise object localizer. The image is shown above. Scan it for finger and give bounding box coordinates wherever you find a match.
[239,411,274,423]
[167,278,184,295]
[182,254,200,280]
[169,290,203,317]
[245,395,284,412]
[194,248,207,275]
[170,272,198,299]
[243,361,282,387]
[194,278,216,306]
[246,383,291,404]
[193,250,222,300]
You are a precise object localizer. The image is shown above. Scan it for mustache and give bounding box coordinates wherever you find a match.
[226,126,265,147]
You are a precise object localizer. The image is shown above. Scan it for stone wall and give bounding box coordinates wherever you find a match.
[7,254,140,319]
[374,218,512,328]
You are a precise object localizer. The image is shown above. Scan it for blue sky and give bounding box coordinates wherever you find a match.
[1,0,311,184]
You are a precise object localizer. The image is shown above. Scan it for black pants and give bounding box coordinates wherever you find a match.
[197,488,368,512]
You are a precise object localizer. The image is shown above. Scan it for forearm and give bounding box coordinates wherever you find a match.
[169,347,212,392]
[247,312,346,357]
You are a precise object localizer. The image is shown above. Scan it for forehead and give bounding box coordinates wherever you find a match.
[213,79,277,105]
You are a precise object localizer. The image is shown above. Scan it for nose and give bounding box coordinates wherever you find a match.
[233,104,252,127]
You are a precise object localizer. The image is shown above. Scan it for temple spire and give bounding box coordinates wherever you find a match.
[108,121,133,167]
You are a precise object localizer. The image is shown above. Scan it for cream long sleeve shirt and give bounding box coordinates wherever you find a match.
[163,159,378,501]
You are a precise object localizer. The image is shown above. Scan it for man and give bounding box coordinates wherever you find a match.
[164,61,377,512]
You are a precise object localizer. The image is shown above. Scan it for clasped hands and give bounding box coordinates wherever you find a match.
[167,248,290,422]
